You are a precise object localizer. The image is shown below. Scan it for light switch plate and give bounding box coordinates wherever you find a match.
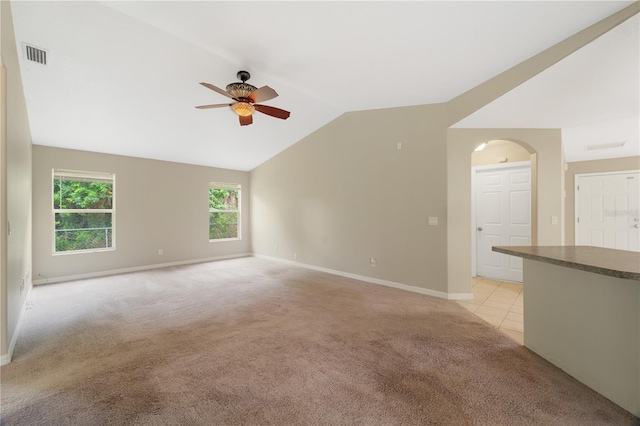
[428,217,438,225]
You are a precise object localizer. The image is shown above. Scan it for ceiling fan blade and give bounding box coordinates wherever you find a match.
[239,114,253,126]
[248,86,278,103]
[195,103,232,109]
[199,82,234,99]
[254,104,290,120]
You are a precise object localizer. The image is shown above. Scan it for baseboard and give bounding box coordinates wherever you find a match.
[13,253,470,364]
[1,283,33,366]
[254,254,473,301]
[32,253,252,285]
[32,253,474,301]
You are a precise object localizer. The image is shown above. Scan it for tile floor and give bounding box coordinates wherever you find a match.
[457,277,524,345]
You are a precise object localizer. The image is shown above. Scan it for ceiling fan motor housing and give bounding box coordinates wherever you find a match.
[227,71,255,98]
[226,83,257,98]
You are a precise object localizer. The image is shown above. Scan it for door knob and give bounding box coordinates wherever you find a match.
[633,224,639,229]
[477,227,483,231]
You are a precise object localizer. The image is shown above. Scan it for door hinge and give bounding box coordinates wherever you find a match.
[577,217,580,223]
[577,185,579,191]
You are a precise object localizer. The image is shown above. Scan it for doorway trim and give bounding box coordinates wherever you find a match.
[471,160,531,278]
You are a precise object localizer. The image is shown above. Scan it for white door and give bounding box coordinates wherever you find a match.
[475,163,531,282]
[576,171,639,251]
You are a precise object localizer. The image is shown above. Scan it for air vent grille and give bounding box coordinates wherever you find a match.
[584,141,626,151]
[24,44,47,65]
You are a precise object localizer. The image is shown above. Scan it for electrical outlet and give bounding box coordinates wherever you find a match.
[370,257,377,267]
[397,142,402,150]
[274,244,278,251]
[428,217,438,225]
[158,249,163,255]
[293,253,297,260]
[20,278,25,294]
[551,216,558,225]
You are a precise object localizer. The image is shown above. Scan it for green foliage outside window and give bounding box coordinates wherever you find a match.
[209,187,239,240]
[54,179,112,210]
[55,213,112,252]
[54,176,114,252]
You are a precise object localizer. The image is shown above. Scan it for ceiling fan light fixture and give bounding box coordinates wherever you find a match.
[197,71,289,126]
[232,101,255,117]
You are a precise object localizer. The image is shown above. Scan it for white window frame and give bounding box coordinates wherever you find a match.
[52,169,116,255]
[208,182,241,242]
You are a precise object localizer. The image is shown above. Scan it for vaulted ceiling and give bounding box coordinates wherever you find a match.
[10,1,639,171]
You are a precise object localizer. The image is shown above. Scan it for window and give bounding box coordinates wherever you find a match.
[209,182,240,241]
[53,169,115,253]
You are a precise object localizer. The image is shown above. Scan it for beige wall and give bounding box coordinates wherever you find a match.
[251,104,453,294]
[447,129,564,294]
[33,146,250,281]
[1,1,33,362]
[1,8,6,361]
[565,156,640,244]
[471,139,531,166]
[251,122,565,298]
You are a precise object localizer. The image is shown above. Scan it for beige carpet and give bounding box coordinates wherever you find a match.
[1,257,637,425]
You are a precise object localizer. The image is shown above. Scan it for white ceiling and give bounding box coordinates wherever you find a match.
[454,12,639,162]
[10,1,639,171]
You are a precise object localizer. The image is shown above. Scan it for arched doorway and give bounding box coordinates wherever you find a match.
[446,128,566,297]
[461,139,538,344]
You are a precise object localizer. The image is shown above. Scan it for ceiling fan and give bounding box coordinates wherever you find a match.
[196,71,291,126]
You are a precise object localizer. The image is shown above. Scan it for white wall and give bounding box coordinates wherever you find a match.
[32,146,251,282]
[1,1,34,364]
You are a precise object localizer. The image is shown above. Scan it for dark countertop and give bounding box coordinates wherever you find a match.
[493,246,640,281]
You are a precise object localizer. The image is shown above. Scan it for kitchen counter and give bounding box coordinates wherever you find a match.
[493,245,640,280]
[493,245,639,417]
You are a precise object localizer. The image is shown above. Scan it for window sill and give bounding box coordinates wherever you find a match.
[53,247,115,256]
[209,238,241,243]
